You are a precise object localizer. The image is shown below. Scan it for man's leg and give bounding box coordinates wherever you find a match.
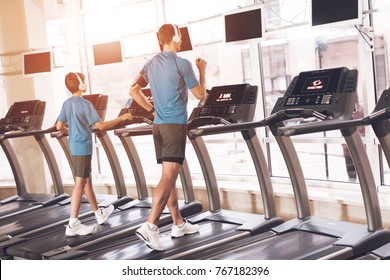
[166,184,183,225]
[147,161,181,225]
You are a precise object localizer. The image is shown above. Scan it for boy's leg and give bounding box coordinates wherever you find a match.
[66,175,94,236]
[84,175,99,212]
[65,155,95,236]
[84,174,115,224]
[70,176,87,218]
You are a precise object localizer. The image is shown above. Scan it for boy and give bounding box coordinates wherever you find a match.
[56,72,133,236]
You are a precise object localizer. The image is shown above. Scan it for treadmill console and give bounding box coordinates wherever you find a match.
[82,94,108,120]
[117,88,154,126]
[271,67,358,119]
[0,100,46,134]
[188,83,258,127]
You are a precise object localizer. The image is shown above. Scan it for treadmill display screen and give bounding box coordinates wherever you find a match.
[212,90,239,104]
[286,67,343,106]
[302,76,330,93]
[8,103,34,116]
[1,100,45,130]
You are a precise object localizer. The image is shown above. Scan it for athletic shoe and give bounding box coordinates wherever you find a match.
[135,223,165,251]
[171,219,200,238]
[96,205,115,225]
[65,220,94,236]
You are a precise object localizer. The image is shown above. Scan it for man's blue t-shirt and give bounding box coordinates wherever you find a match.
[57,96,101,155]
[141,52,199,124]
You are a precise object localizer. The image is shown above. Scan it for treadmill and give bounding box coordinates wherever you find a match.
[1,91,202,260]
[0,100,69,222]
[182,67,390,260]
[0,95,133,257]
[48,83,284,260]
[285,87,390,260]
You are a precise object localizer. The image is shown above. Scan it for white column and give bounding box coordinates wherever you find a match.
[0,0,48,193]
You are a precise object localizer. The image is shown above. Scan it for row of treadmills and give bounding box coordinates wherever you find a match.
[0,67,390,260]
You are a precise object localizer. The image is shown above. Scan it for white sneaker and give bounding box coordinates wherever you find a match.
[171,219,200,238]
[96,205,115,225]
[65,220,94,236]
[135,223,165,251]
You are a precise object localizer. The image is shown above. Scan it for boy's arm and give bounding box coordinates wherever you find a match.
[94,113,133,131]
[56,121,68,135]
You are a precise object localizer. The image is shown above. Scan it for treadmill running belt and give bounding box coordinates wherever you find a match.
[6,208,151,259]
[207,231,338,260]
[71,221,244,260]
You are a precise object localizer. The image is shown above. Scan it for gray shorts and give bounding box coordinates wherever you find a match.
[72,155,92,178]
[152,124,187,165]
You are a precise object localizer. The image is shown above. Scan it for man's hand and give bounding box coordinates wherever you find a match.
[196,57,207,72]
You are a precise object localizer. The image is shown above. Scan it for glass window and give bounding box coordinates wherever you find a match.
[164,0,252,23]
[83,1,157,42]
[80,1,268,186]
[27,0,390,190]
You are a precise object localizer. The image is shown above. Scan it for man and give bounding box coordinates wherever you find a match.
[129,24,207,251]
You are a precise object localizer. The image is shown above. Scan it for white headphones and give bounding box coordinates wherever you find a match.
[171,24,181,43]
[73,72,86,91]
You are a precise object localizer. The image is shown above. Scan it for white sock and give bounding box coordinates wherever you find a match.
[94,208,103,216]
[68,218,78,228]
[176,221,185,228]
[147,222,158,231]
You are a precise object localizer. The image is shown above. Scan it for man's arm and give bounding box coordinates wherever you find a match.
[190,58,207,102]
[129,84,155,113]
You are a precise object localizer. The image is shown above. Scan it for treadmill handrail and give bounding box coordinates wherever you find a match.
[114,124,153,137]
[0,125,57,139]
[277,106,390,137]
[50,131,66,138]
[187,116,232,127]
[130,116,153,125]
[277,118,365,136]
[188,121,259,139]
[188,108,328,139]
[364,107,390,123]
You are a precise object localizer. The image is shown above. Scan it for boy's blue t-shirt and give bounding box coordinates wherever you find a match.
[141,51,199,124]
[57,96,101,155]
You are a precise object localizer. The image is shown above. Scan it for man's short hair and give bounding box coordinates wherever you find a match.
[157,24,179,45]
[65,72,85,93]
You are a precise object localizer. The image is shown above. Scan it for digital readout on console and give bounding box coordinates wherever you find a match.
[10,104,33,116]
[302,76,330,93]
[215,92,235,103]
